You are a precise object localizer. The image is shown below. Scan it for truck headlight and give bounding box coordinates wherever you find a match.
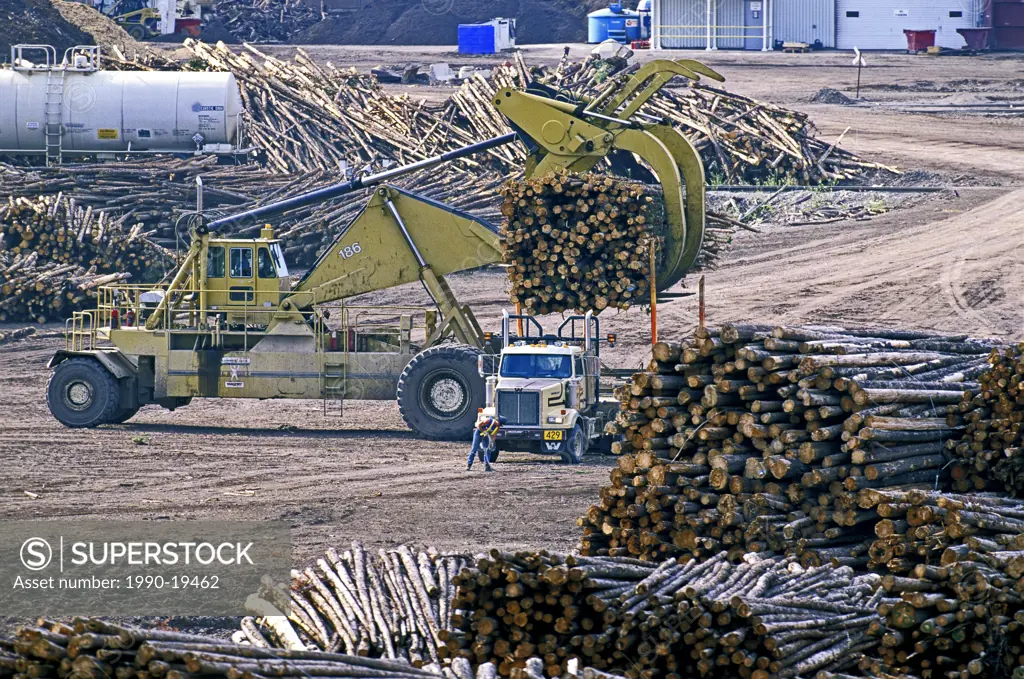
[547,416,564,424]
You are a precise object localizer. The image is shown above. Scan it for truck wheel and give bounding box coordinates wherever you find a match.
[46,358,121,428]
[398,344,484,441]
[560,424,585,465]
[128,25,147,40]
[488,447,500,463]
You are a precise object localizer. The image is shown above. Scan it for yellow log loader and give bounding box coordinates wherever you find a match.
[46,59,723,449]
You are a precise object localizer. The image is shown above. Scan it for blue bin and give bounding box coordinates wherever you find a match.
[458,24,496,54]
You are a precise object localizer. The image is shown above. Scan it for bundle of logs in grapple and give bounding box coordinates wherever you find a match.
[0,194,174,323]
[241,541,468,665]
[500,174,662,315]
[448,549,887,679]
[499,173,742,314]
[0,617,506,679]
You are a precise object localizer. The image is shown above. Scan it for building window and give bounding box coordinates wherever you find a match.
[846,11,859,18]
[949,10,963,17]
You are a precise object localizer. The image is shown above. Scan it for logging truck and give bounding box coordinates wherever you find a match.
[477,311,622,464]
[44,59,723,445]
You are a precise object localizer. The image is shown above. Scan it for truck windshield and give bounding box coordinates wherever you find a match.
[500,354,572,379]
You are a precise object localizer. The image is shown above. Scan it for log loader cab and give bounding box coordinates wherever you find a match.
[202,227,291,326]
[476,310,621,464]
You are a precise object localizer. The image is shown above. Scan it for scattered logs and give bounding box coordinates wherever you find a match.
[0,326,35,345]
[948,342,1024,497]
[206,0,320,43]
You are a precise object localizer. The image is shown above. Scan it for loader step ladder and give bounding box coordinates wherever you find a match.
[44,67,65,166]
[322,361,347,417]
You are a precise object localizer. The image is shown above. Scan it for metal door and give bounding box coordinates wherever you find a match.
[745,0,765,49]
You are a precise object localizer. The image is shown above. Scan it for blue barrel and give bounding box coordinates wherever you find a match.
[588,4,642,44]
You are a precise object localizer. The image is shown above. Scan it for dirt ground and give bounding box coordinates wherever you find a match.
[1,49,1023,572]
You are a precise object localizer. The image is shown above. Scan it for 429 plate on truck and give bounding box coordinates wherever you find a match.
[543,430,564,441]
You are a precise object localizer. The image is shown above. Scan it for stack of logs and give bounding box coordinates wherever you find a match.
[580,323,1024,679]
[1,195,172,279]
[584,323,998,560]
[948,342,1024,497]
[0,194,173,323]
[500,174,662,315]
[246,541,467,665]
[448,549,887,679]
[0,618,502,679]
[0,252,132,324]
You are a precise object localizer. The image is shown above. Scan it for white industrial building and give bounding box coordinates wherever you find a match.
[651,0,982,50]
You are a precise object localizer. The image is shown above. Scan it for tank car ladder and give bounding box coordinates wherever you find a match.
[43,67,65,166]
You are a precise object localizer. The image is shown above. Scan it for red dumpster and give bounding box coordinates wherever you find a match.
[957,27,992,50]
[903,29,937,52]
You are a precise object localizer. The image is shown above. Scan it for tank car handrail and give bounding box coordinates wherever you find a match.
[11,45,57,70]
[61,46,101,71]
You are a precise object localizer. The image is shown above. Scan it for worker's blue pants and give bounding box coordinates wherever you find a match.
[467,430,492,467]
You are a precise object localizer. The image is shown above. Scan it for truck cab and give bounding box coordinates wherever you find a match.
[477,311,619,464]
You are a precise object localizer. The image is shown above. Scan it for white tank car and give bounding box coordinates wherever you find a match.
[0,69,244,156]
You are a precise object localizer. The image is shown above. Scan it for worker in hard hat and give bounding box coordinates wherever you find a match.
[467,416,504,472]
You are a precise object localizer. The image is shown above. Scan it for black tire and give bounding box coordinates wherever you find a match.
[46,358,121,428]
[110,406,140,424]
[397,344,485,441]
[127,25,146,40]
[488,447,500,463]
[560,424,585,465]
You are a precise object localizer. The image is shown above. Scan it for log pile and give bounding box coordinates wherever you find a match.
[448,549,886,679]
[852,489,1024,679]
[0,617,499,679]
[581,324,1000,563]
[206,0,320,43]
[449,55,894,186]
[1,194,173,280]
[246,541,467,665]
[0,194,175,323]
[948,343,1024,497]
[0,252,132,323]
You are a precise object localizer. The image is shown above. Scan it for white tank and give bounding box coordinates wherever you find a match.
[0,69,244,155]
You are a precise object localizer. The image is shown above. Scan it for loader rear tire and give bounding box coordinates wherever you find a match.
[398,344,484,441]
[47,358,121,428]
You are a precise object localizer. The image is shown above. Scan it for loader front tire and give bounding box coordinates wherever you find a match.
[398,344,484,441]
[47,358,121,428]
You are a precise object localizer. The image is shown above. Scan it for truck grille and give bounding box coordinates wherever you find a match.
[497,391,540,426]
